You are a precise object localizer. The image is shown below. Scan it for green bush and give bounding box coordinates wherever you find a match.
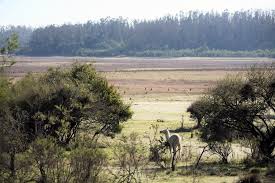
[188,66,275,163]
[70,147,108,183]
[4,64,132,145]
[112,133,148,183]
[0,64,132,182]
[236,174,262,183]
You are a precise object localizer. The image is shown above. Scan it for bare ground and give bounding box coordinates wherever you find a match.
[6,56,275,95]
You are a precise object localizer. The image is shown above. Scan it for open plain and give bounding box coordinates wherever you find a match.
[8,57,275,95]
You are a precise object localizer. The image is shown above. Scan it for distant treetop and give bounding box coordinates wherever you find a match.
[1,10,275,56]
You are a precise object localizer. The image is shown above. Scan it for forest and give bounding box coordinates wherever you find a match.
[1,10,275,57]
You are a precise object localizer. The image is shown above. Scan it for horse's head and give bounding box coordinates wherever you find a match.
[160,128,170,136]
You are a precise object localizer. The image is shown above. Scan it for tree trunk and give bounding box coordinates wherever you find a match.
[39,164,47,183]
[195,145,208,169]
[259,140,274,163]
[171,151,176,171]
[221,157,229,164]
[197,118,202,128]
[194,118,202,129]
[9,151,16,179]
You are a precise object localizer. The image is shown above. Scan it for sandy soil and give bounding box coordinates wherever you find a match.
[9,56,275,73]
[6,56,275,95]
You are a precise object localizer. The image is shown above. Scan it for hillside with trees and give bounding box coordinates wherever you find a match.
[1,10,275,57]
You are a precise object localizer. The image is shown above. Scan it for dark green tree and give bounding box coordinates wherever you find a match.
[0,33,23,180]
[188,66,275,162]
[0,63,132,180]
[0,33,19,72]
[9,64,132,145]
[187,98,211,128]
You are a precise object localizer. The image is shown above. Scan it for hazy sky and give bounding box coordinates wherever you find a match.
[1,0,275,27]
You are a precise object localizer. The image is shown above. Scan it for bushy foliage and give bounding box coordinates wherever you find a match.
[5,64,132,145]
[69,147,108,183]
[208,142,233,164]
[112,133,148,183]
[0,136,109,183]
[28,138,65,183]
[146,124,170,169]
[187,98,211,128]
[237,174,262,183]
[188,65,275,162]
[0,63,132,182]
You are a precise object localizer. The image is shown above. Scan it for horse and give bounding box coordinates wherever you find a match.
[160,129,182,159]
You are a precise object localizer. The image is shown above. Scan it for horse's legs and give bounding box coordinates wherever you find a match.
[169,145,172,159]
[172,146,177,159]
[178,144,182,160]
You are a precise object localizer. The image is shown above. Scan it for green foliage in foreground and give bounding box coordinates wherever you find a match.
[12,64,132,145]
[0,137,110,183]
[0,64,132,181]
[0,131,150,183]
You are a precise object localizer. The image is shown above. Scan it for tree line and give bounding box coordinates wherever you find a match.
[1,10,275,57]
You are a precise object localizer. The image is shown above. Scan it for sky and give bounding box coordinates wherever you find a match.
[0,0,275,27]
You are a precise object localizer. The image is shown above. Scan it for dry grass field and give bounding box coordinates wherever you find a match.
[7,56,275,183]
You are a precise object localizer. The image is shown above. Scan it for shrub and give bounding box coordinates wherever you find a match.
[112,133,148,183]
[4,64,132,145]
[25,137,108,183]
[266,166,275,177]
[70,147,108,183]
[236,174,262,183]
[209,141,233,164]
[188,66,275,163]
[146,124,169,169]
[28,138,66,183]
